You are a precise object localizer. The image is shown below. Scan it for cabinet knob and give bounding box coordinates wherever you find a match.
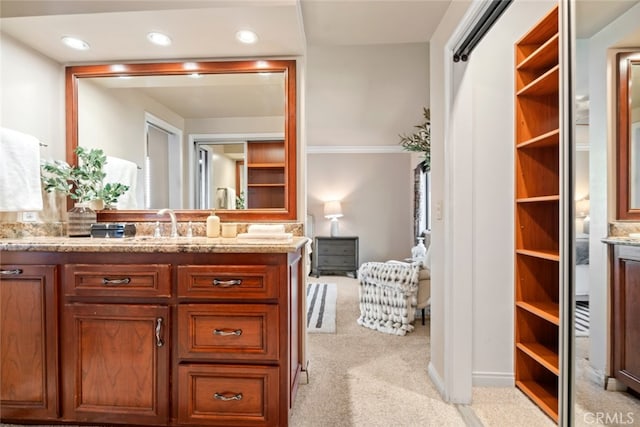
[155,317,165,347]
[213,328,243,336]
[213,392,243,401]
[212,278,242,287]
[102,277,132,285]
[0,269,23,275]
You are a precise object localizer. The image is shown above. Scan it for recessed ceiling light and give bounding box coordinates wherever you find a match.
[61,36,90,50]
[236,30,258,44]
[147,32,172,46]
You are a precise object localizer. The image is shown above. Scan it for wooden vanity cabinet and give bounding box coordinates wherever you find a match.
[61,263,172,425]
[0,248,302,427]
[610,244,640,394]
[175,254,302,427]
[0,264,59,420]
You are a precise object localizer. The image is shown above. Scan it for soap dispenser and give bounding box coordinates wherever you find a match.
[206,210,220,237]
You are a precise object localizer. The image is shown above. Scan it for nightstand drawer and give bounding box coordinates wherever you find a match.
[317,255,356,268]
[317,241,356,256]
[177,303,279,361]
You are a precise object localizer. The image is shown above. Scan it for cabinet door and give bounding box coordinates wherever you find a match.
[62,303,170,425]
[612,245,640,394]
[0,265,59,420]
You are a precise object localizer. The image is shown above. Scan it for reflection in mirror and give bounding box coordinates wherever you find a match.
[630,63,640,208]
[191,135,286,210]
[77,72,285,210]
[617,53,640,219]
[195,141,246,210]
[67,60,297,222]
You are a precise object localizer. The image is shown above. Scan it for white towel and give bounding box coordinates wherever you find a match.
[104,156,138,209]
[237,232,293,241]
[216,187,236,209]
[0,128,43,212]
[247,224,286,234]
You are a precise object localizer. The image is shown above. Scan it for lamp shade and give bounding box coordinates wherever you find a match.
[576,196,590,218]
[324,200,343,219]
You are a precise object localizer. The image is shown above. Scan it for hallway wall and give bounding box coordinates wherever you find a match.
[468,0,556,386]
[429,0,555,402]
[305,43,429,262]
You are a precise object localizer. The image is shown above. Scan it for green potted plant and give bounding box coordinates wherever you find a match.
[100,183,131,209]
[399,107,431,172]
[41,147,130,236]
[41,147,130,205]
[41,146,106,204]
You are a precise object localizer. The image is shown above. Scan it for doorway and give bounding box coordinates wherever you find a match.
[144,113,182,209]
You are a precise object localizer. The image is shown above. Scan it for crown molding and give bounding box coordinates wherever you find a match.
[306,145,406,154]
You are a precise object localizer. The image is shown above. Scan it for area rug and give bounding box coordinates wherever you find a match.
[306,282,337,333]
[575,301,589,337]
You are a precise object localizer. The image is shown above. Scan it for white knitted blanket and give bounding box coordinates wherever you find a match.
[357,261,420,336]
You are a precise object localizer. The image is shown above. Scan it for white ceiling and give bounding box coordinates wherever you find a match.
[1,0,638,120]
[1,0,638,64]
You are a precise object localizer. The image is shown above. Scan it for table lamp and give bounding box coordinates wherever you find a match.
[324,200,343,237]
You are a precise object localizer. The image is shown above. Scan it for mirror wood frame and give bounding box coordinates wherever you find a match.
[65,59,297,223]
[616,52,640,220]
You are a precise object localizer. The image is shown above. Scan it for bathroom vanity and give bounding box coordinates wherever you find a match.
[603,237,640,395]
[0,237,306,427]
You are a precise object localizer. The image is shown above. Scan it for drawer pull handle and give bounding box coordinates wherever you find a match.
[102,277,132,285]
[0,269,23,275]
[155,318,165,347]
[214,392,243,401]
[213,328,243,336]
[212,279,242,287]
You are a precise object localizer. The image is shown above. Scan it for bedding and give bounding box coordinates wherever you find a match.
[576,234,589,265]
[575,233,589,300]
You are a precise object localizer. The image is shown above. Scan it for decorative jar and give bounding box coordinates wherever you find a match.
[67,202,96,237]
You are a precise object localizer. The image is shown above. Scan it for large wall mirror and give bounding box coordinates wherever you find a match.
[66,60,297,222]
[617,52,640,220]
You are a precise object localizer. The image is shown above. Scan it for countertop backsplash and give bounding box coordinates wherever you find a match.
[609,221,640,237]
[0,220,304,239]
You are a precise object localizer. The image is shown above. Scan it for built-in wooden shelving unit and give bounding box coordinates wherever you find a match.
[246,140,286,209]
[514,4,560,422]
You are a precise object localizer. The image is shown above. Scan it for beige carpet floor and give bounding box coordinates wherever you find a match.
[292,275,465,427]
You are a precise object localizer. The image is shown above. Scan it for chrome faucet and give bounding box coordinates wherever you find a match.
[157,208,178,238]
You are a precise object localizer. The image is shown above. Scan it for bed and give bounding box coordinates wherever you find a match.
[576,233,589,301]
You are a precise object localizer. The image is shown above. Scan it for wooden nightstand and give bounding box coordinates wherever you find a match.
[312,236,359,278]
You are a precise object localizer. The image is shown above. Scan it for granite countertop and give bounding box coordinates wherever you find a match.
[601,236,640,247]
[0,236,310,254]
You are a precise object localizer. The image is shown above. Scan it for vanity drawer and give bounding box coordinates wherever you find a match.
[177,364,279,426]
[177,265,279,300]
[63,264,171,298]
[177,304,279,361]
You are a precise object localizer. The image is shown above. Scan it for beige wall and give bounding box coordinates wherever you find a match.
[305,43,429,262]
[307,153,413,263]
[0,33,66,222]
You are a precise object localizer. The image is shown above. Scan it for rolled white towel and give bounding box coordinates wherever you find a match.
[247,224,286,234]
[237,232,292,241]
